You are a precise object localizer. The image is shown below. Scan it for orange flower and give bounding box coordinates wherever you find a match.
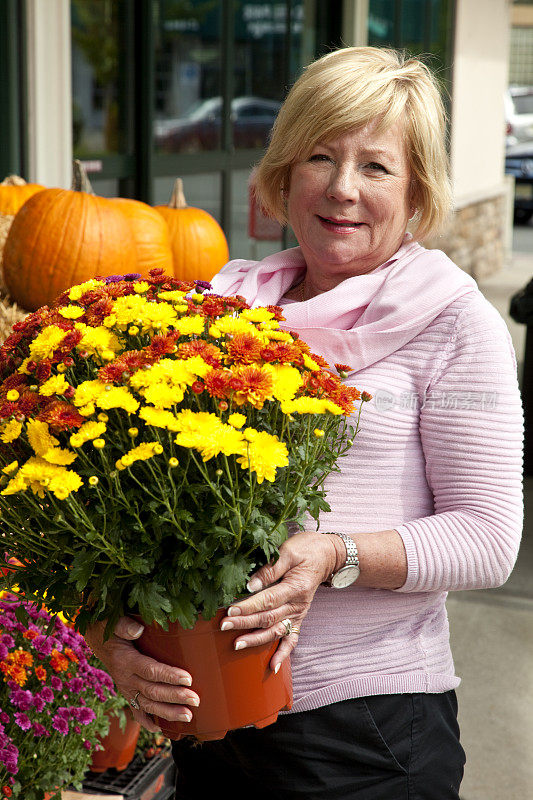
[35,665,47,681]
[0,657,28,687]
[64,647,79,664]
[23,629,38,641]
[226,334,262,365]
[203,369,233,399]
[231,367,273,409]
[50,649,69,673]
[178,340,222,367]
[260,342,303,365]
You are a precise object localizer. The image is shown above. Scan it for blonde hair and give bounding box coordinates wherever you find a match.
[253,47,451,240]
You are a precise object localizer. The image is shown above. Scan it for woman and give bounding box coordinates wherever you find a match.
[86,48,523,799]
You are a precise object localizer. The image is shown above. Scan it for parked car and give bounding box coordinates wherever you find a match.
[505,140,533,224]
[505,86,533,148]
[154,96,281,153]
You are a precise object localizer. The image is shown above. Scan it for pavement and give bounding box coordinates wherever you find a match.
[448,241,533,800]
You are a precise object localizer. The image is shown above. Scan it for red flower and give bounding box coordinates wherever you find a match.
[50,649,69,673]
[35,360,52,384]
[203,369,232,399]
[35,665,47,682]
[334,363,352,374]
[266,305,285,322]
[146,332,180,359]
[36,401,84,432]
[231,366,273,409]
[260,342,303,365]
[177,340,222,367]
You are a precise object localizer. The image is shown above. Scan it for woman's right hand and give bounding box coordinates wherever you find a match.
[84,616,200,732]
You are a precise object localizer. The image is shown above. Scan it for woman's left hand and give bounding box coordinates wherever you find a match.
[218,531,340,672]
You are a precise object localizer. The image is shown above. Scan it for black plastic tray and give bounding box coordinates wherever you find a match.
[82,749,175,799]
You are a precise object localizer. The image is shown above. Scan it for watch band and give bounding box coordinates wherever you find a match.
[322,532,360,585]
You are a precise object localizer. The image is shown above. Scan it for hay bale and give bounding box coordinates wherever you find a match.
[0,293,28,345]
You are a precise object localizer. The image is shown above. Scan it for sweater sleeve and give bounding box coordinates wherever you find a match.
[395,294,524,593]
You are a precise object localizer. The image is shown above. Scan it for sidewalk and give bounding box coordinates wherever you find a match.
[449,248,533,800]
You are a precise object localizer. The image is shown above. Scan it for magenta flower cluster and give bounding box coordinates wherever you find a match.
[0,594,115,789]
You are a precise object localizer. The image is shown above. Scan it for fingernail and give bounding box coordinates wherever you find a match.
[227,606,241,617]
[187,696,200,707]
[274,663,281,674]
[177,712,192,722]
[235,641,247,651]
[247,577,262,593]
[220,620,234,631]
[179,676,192,687]
[127,623,144,638]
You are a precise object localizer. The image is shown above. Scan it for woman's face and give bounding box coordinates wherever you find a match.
[286,118,414,287]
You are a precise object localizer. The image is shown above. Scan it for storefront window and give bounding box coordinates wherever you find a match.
[153,2,222,155]
[71,0,129,158]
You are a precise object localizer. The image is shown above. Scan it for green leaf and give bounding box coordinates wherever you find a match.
[69,550,96,591]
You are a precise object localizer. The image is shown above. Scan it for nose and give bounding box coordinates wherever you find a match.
[326,165,360,203]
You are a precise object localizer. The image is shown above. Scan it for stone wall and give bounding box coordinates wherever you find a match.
[422,191,510,281]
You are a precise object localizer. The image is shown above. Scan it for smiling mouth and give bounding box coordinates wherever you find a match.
[317,215,364,230]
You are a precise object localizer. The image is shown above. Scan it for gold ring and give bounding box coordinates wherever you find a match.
[281,618,292,636]
[129,691,141,711]
[292,627,301,635]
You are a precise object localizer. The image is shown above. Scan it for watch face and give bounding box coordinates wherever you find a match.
[331,565,360,588]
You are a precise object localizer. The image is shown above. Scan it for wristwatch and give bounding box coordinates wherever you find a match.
[323,532,360,588]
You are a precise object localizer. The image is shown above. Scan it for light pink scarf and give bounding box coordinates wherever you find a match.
[210,235,478,375]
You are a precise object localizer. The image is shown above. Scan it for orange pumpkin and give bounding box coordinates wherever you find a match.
[154,178,229,282]
[113,197,173,274]
[0,175,46,215]
[3,162,174,311]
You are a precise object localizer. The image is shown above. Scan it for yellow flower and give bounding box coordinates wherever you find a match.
[93,439,106,449]
[128,326,139,336]
[39,374,69,397]
[237,432,289,483]
[26,419,77,465]
[117,441,162,468]
[303,354,320,371]
[2,460,18,474]
[133,281,150,293]
[1,457,82,499]
[174,316,205,337]
[58,305,85,319]
[314,429,325,437]
[73,380,106,408]
[228,413,246,428]
[97,387,139,414]
[74,323,121,358]
[88,476,99,486]
[159,290,188,302]
[169,457,179,467]
[240,308,277,324]
[262,330,294,343]
[28,326,67,362]
[1,420,22,443]
[173,410,245,461]
[139,406,181,431]
[281,397,343,415]
[6,390,19,401]
[70,421,106,447]
[264,364,303,403]
[68,279,105,301]
[212,315,264,339]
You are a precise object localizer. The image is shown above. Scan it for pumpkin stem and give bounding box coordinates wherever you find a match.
[72,160,95,194]
[0,176,26,186]
[168,178,187,209]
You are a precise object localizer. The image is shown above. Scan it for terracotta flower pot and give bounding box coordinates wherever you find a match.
[132,609,292,741]
[90,712,141,773]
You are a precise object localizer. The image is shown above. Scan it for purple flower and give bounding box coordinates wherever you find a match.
[104,275,125,283]
[10,689,34,711]
[0,644,7,660]
[55,706,70,720]
[33,635,55,656]
[195,280,212,291]
[124,273,142,281]
[50,676,62,691]
[13,713,31,731]
[32,723,50,738]
[32,695,45,713]
[83,740,92,751]
[66,677,84,693]
[51,716,69,735]
[72,707,95,725]
[39,687,54,704]
[1,634,14,648]
[0,712,10,724]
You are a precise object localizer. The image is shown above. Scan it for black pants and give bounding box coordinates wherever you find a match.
[172,691,465,799]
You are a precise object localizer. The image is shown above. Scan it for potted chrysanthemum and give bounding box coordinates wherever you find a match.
[0,269,368,739]
[0,593,117,800]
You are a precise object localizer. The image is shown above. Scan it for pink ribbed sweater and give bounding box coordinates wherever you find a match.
[211,239,524,713]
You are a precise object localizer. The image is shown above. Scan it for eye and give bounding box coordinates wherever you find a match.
[308,153,333,163]
[366,162,388,173]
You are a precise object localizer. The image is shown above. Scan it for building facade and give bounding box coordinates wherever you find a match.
[0,0,513,276]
